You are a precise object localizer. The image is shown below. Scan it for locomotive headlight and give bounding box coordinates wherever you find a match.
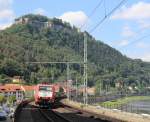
[39,92,42,97]
[38,91,53,98]
[49,92,53,97]
[38,91,46,97]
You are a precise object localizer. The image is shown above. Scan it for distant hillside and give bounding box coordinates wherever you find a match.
[0,14,150,92]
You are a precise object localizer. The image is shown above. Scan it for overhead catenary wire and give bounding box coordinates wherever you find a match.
[80,0,104,29]
[89,0,127,33]
[130,33,150,45]
[122,33,150,48]
[118,28,150,48]
[104,0,107,17]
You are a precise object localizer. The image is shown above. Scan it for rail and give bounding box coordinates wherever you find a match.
[39,109,54,122]
[14,99,33,122]
[39,108,71,122]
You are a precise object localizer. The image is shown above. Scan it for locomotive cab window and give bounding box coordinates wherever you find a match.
[39,86,52,91]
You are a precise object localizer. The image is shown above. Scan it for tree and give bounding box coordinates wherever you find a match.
[0,14,150,92]
[8,95,16,104]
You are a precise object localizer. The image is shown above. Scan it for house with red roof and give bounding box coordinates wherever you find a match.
[0,84,35,102]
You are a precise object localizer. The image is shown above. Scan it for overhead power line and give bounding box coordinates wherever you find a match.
[117,33,150,50]
[126,26,150,40]
[88,0,104,18]
[89,0,127,33]
[80,0,104,29]
[104,0,107,17]
[127,33,150,46]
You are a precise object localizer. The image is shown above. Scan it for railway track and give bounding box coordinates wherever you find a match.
[39,108,71,122]
[15,102,110,122]
[52,104,110,122]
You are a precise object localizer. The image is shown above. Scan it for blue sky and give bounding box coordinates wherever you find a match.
[0,0,150,61]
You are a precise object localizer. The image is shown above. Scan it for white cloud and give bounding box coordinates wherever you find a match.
[112,2,150,20]
[0,0,14,30]
[0,9,15,20]
[121,25,135,37]
[118,40,129,46]
[59,11,88,28]
[128,53,150,62]
[113,40,129,47]
[34,8,46,15]
[141,54,150,62]
[136,42,150,49]
[0,0,13,10]
[133,53,150,62]
[0,22,12,30]
[138,20,150,29]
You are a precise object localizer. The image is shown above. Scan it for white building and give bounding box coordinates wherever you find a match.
[0,84,24,102]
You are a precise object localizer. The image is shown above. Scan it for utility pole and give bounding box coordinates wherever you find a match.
[84,32,88,105]
[76,77,78,99]
[99,81,101,96]
[26,40,30,62]
[67,63,70,100]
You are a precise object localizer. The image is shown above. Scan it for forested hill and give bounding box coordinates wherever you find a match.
[0,14,150,91]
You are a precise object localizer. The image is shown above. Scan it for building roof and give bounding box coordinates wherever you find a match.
[21,85,35,91]
[0,84,22,92]
[0,84,34,93]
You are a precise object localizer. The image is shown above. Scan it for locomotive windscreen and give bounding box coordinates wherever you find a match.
[39,86,52,91]
[38,86,53,98]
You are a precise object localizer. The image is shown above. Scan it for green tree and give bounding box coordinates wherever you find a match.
[8,95,16,104]
[0,94,5,103]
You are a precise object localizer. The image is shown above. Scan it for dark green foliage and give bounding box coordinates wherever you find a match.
[0,14,150,90]
[15,14,49,22]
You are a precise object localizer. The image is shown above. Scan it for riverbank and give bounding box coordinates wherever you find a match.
[62,99,150,122]
[99,96,150,108]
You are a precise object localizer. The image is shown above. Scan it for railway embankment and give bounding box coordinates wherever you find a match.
[62,99,150,122]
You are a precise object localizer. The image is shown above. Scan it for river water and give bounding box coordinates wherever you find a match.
[122,100,150,114]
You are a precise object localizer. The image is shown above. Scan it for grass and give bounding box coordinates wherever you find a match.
[99,96,150,109]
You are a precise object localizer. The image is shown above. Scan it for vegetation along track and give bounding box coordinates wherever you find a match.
[15,102,110,122]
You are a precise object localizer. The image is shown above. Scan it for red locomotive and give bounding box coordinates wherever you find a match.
[34,84,56,106]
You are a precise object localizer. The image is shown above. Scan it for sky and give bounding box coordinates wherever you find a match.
[0,0,150,61]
